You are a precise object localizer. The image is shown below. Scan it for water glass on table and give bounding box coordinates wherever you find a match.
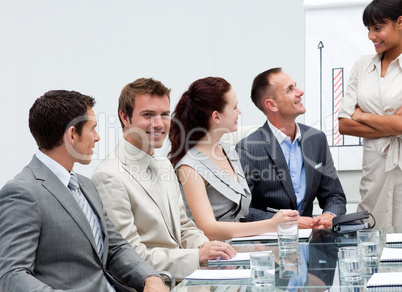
[357,229,380,265]
[338,246,364,283]
[250,251,275,287]
[277,222,299,254]
[277,222,300,278]
[357,229,380,278]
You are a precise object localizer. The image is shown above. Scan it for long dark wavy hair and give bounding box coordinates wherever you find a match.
[169,77,231,167]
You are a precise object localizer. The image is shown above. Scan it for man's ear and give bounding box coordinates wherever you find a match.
[264,98,278,112]
[119,111,130,128]
[65,125,77,146]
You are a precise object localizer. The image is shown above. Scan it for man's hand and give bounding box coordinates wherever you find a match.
[144,276,167,292]
[298,213,334,229]
[297,216,320,229]
[313,213,334,229]
[199,241,237,264]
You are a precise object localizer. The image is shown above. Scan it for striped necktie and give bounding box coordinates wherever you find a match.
[68,173,116,292]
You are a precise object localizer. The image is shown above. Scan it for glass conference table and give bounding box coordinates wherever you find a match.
[171,227,402,291]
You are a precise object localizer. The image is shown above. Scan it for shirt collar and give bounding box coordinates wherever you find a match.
[267,119,301,144]
[120,138,154,169]
[369,53,402,72]
[396,54,402,70]
[35,149,71,188]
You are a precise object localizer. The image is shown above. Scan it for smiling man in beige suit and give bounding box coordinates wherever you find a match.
[92,78,235,282]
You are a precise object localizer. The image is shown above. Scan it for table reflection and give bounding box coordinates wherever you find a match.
[173,228,402,291]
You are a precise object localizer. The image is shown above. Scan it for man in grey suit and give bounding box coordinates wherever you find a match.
[236,68,346,229]
[0,90,166,291]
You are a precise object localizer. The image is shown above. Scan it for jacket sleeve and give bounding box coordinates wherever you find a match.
[314,135,347,216]
[92,170,202,282]
[0,182,63,292]
[302,129,347,216]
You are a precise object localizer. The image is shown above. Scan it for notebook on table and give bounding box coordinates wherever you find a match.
[386,233,402,247]
[367,272,402,290]
[231,228,312,242]
[380,247,402,262]
[208,250,275,264]
[185,268,251,280]
[208,251,255,264]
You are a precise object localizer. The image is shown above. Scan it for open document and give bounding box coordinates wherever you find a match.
[185,269,251,280]
[231,228,312,242]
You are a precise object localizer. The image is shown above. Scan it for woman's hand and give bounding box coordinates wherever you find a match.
[351,106,365,122]
[350,106,402,135]
[395,106,402,116]
[271,209,299,225]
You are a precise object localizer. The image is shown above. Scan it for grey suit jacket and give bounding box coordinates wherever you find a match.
[0,156,157,292]
[235,121,346,221]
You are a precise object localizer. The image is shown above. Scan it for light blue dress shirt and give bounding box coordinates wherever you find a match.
[267,120,306,212]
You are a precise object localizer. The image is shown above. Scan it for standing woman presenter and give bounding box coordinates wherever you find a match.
[339,0,402,227]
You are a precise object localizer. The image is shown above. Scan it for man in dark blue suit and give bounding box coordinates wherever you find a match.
[236,68,346,229]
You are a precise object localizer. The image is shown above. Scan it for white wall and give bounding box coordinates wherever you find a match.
[304,0,371,173]
[0,0,305,185]
[303,0,370,206]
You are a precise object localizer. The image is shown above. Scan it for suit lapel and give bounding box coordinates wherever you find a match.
[220,143,251,197]
[117,140,176,239]
[260,122,297,209]
[30,157,100,259]
[299,125,314,213]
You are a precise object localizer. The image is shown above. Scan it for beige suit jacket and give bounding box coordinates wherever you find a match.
[91,138,208,281]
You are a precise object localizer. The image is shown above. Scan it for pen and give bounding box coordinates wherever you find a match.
[266,207,282,213]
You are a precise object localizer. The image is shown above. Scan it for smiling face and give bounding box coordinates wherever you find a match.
[269,72,306,121]
[368,17,402,56]
[217,88,242,133]
[120,94,170,155]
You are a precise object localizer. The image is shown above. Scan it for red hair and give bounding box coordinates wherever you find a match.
[169,77,231,166]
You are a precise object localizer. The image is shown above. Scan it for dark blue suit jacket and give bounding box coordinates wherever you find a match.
[235,121,346,221]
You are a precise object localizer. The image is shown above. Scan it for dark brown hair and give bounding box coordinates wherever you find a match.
[251,67,282,113]
[169,77,231,166]
[29,90,95,150]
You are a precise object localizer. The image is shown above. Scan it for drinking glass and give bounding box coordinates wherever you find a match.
[277,222,299,254]
[250,252,275,287]
[357,229,380,266]
[338,246,364,282]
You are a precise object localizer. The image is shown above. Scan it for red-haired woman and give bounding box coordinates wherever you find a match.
[169,77,298,241]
